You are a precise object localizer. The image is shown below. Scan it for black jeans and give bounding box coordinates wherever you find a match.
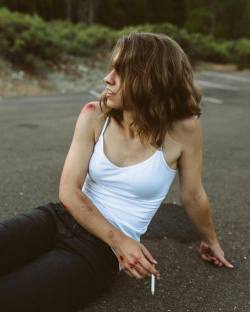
[0,202,119,312]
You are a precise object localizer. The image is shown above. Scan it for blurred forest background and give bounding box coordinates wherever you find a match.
[0,0,249,96]
[1,0,249,39]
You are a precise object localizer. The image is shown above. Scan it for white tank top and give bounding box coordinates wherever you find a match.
[82,116,177,271]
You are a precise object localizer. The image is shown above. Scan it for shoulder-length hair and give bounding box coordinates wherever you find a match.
[98,31,202,148]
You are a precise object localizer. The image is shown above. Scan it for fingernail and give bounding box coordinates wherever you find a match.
[153,259,158,264]
[229,264,234,268]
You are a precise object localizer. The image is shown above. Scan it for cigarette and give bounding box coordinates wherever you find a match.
[151,274,155,295]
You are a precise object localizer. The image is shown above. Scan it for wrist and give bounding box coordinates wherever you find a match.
[200,223,219,246]
[202,235,220,246]
[106,227,126,249]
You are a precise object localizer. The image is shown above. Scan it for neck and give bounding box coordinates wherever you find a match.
[120,111,137,139]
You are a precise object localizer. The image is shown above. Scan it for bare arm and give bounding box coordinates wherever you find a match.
[176,117,218,244]
[58,102,161,278]
[181,188,218,245]
[58,102,126,248]
[60,189,126,248]
[174,116,233,268]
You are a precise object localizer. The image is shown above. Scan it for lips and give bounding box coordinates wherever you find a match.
[106,91,114,97]
[106,88,115,96]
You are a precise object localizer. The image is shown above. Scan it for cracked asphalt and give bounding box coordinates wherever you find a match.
[0,69,249,312]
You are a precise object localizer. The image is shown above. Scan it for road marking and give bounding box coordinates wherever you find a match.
[195,79,240,91]
[202,97,223,104]
[89,89,100,98]
[202,71,250,83]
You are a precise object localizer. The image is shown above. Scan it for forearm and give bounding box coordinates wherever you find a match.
[59,189,126,248]
[182,194,219,245]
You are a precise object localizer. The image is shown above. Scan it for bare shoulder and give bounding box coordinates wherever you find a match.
[79,101,100,118]
[79,100,108,143]
[175,115,200,132]
[169,115,202,149]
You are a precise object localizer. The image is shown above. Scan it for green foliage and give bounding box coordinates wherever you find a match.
[58,23,117,56]
[184,8,213,35]
[0,7,61,71]
[231,38,250,69]
[118,23,233,65]
[188,33,232,63]
[49,19,118,57]
[0,0,249,40]
[0,7,249,72]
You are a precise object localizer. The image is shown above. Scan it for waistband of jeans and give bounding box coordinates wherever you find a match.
[49,201,120,272]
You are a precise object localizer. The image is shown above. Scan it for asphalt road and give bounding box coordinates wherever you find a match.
[0,69,249,312]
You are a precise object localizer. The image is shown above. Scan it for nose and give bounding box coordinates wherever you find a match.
[103,70,115,85]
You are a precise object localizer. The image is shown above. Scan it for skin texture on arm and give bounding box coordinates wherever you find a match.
[174,116,234,268]
[176,116,218,243]
[59,102,161,279]
[59,102,126,248]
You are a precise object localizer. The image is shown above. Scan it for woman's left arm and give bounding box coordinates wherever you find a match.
[175,116,234,269]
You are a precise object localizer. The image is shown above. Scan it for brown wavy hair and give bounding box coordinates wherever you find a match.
[98,31,202,148]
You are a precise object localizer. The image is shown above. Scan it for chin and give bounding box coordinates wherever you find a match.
[107,99,122,109]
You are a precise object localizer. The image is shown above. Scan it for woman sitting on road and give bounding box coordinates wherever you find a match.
[0,31,234,311]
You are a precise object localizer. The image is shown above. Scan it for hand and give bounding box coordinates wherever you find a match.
[199,240,234,268]
[113,235,161,280]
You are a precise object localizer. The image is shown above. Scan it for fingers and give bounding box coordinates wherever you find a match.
[124,269,133,278]
[201,253,234,268]
[121,256,160,279]
[132,261,154,278]
[140,244,160,277]
[201,253,222,267]
[200,241,234,269]
[213,254,234,268]
[129,267,145,279]
[123,245,160,280]
[121,259,144,279]
[124,258,152,279]
[140,244,157,264]
[139,259,160,278]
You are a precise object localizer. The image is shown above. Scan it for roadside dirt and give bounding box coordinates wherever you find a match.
[0,56,249,98]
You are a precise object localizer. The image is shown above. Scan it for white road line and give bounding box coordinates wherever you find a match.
[195,79,240,91]
[89,89,100,98]
[202,71,250,83]
[202,97,223,104]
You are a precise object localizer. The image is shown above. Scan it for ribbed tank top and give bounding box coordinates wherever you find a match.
[82,116,177,271]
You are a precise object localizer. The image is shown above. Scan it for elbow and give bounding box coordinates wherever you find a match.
[58,186,75,209]
[58,186,86,211]
[180,187,208,206]
[58,185,68,204]
[58,189,71,211]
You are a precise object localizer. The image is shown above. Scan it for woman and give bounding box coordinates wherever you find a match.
[0,32,234,311]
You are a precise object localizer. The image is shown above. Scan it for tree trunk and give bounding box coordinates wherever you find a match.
[76,0,99,24]
[65,0,72,21]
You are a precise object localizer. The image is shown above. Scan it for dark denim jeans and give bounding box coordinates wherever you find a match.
[0,202,119,312]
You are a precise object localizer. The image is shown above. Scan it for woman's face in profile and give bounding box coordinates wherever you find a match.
[103,53,123,110]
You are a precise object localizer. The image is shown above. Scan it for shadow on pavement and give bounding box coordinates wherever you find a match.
[142,203,200,243]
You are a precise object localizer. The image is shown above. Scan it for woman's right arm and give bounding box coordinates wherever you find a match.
[58,102,124,248]
[58,102,160,280]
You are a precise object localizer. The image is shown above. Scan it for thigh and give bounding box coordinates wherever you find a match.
[0,247,102,312]
[0,202,57,276]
